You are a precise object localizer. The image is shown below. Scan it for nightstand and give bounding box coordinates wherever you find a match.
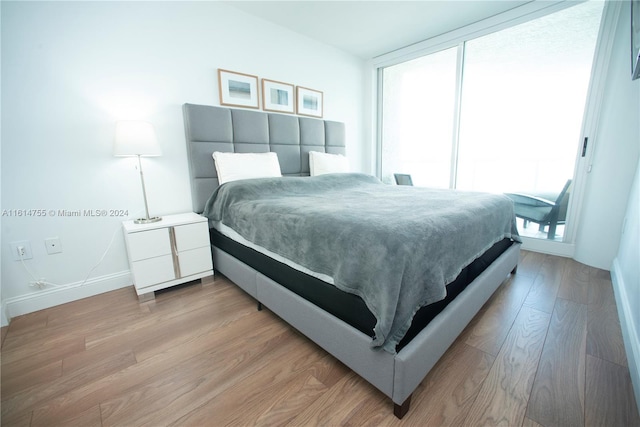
[122,212,213,301]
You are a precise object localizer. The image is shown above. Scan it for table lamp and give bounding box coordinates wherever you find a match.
[114,120,162,224]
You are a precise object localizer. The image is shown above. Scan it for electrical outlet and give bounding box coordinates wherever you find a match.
[10,241,33,260]
[45,237,63,255]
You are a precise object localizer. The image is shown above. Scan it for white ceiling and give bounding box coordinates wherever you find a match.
[226,1,530,59]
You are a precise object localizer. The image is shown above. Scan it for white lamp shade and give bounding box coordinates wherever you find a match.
[114,121,162,157]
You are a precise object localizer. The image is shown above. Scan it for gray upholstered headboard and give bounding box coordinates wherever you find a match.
[183,103,346,213]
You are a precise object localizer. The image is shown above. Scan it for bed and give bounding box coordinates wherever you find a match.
[182,103,522,418]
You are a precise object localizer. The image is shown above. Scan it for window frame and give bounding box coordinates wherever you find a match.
[373,0,621,255]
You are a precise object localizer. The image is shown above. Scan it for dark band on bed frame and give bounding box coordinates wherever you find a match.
[211,228,514,351]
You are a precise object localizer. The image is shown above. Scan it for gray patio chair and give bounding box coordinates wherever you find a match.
[506,179,572,239]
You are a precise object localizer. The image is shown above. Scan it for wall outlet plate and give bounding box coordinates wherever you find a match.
[10,240,33,261]
[45,237,63,255]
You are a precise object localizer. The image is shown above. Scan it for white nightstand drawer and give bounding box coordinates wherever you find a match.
[127,228,171,261]
[178,246,213,277]
[122,212,213,300]
[131,254,176,288]
[174,222,210,252]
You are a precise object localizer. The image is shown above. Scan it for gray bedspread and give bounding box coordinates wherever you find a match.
[203,173,520,353]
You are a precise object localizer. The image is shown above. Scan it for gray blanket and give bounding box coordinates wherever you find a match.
[203,173,520,353]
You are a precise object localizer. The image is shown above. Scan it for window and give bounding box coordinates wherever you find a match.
[381,47,458,189]
[379,1,604,241]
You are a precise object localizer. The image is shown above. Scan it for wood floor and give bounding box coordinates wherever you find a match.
[1,251,638,426]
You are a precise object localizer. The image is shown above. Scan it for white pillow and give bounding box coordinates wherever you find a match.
[212,151,282,184]
[309,151,349,176]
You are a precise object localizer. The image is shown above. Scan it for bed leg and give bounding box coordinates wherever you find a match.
[393,395,412,419]
[511,265,518,274]
[257,302,263,311]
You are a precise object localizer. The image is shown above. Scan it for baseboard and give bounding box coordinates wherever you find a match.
[3,270,133,325]
[611,257,640,413]
[1,302,9,327]
[519,237,575,258]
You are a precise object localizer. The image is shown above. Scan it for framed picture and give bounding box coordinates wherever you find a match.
[632,0,640,80]
[296,86,323,118]
[218,69,259,109]
[262,79,295,113]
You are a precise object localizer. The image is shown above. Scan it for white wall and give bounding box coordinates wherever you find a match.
[0,2,4,327]
[574,3,640,270]
[612,158,640,412]
[0,1,366,325]
[585,2,640,411]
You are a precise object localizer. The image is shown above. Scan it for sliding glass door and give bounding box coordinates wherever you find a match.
[379,1,604,241]
[381,47,458,189]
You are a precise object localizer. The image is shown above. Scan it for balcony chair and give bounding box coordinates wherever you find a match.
[394,174,413,186]
[505,179,572,240]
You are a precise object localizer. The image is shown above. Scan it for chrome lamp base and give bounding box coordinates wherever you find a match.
[133,154,161,226]
[134,216,162,224]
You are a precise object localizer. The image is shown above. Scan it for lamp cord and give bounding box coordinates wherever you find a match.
[18,215,140,290]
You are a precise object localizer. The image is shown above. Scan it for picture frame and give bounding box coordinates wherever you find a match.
[632,0,640,80]
[262,79,295,113]
[296,86,323,118]
[218,69,259,109]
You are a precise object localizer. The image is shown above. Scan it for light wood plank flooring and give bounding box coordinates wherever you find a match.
[1,251,638,426]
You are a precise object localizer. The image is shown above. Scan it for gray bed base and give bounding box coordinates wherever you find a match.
[182,103,521,417]
[215,244,520,416]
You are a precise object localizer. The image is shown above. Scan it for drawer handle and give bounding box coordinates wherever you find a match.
[169,227,181,278]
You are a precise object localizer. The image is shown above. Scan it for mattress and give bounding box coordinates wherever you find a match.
[204,174,520,352]
[210,228,513,351]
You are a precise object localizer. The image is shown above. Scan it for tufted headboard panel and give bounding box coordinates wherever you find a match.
[183,103,346,213]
